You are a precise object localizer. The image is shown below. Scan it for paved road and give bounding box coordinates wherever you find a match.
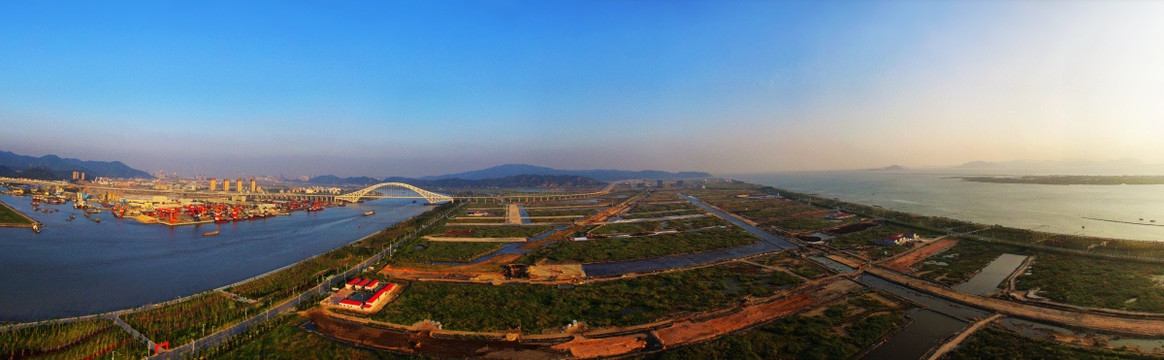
[679,194,798,249]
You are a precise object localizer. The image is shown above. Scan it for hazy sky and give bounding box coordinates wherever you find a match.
[2,1,1163,177]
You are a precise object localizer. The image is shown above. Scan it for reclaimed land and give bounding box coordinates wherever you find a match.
[915,239,1030,285]
[0,199,34,226]
[1015,252,1164,313]
[639,294,904,360]
[197,314,397,360]
[521,227,760,264]
[371,262,803,333]
[425,224,555,238]
[946,327,1154,360]
[391,240,505,263]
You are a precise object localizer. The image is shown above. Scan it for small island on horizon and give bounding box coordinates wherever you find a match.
[959,175,1164,185]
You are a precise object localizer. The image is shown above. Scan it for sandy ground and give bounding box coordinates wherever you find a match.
[528,264,587,281]
[550,335,647,359]
[507,204,523,224]
[881,238,959,273]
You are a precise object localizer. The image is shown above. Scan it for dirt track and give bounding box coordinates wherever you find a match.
[881,238,958,273]
[654,277,862,348]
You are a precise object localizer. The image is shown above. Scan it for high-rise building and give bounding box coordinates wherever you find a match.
[72,171,79,180]
[209,178,217,191]
[237,178,244,193]
[224,179,231,192]
[250,178,256,192]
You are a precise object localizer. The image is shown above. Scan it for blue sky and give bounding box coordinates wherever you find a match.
[3,1,1163,177]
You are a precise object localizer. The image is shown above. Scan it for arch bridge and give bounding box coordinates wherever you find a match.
[336,182,455,204]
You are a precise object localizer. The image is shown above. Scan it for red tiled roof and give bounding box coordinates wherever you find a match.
[346,278,362,285]
[339,299,363,306]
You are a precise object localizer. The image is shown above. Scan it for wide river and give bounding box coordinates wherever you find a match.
[0,194,431,322]
[736,166,1164,242]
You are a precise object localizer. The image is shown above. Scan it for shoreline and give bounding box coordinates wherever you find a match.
[0,202,442,328]
[0,198,37,228]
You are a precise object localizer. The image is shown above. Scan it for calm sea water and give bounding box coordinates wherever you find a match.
[735,166,1164,242]
[0,194,431,322]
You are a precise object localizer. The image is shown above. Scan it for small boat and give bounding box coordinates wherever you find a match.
[32,223,41,233]
[67,214,76,221]
[364,210,375,216]
[90,217,101,223]
[203,231,220,236]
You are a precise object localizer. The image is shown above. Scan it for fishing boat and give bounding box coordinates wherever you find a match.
[203,230,220,236]
[364,210,375,216]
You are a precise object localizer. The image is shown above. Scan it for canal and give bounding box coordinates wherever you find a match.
[0,194,431,322]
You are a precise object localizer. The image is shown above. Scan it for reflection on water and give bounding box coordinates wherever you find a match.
[953,253,1027,295]
[861,308,967,360]
[0,194,430,322]
[738,168,1164,241]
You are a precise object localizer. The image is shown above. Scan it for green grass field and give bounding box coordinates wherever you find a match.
[1015,253,1164,313]
[0,200,33,225]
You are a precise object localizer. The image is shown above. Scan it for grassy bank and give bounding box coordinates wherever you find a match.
[0,199,33,225]
[373,262,802,332]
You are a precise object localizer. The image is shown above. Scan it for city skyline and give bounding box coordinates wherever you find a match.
[4,1,1164,177]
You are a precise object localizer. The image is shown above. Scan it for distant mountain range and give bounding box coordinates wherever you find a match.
[0,151,152,180]
[866,165,906,171]
[419,164,711,182]
[309,174,604,188]
[308,164,709,187]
